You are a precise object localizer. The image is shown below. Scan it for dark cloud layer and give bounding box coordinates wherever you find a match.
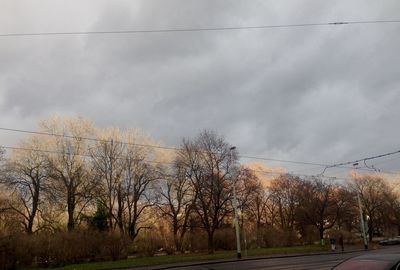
[1,0,400,176]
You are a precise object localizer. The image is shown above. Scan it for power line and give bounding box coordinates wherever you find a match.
[0,127,180,152]
[0,145,294,177]
[1,20,399,37]
[239,154,327,166]
[289,165,329,174]
[0,145,174,166]
[1,126,400,175]
[328,149,400,168]
[239,155,380,173]
[249,168,348,181]
[2,143,398,180]
[1,144,345,181]
[320,149,400,175]
[369,155,400,166]
[0,127,329,167]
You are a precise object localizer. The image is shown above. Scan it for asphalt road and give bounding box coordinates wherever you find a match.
[135,246,400,270]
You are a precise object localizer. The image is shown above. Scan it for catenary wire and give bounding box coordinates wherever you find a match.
[324,150,400,170]
[0,127,180,151]
[0,145,175,166]
[0,127,329,167]
[0,20,399,37]
[0,144,343,180]
[239,154,327,166]
[1,127,399,175]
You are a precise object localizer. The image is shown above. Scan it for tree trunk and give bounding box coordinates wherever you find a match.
[173,232,180,253]
[27,214,35,234]
[368,221,373,241]
[67,191,75,231]
[256,222,262,248]
[319,225,325,245]
[207,231,214,254]
[27,186,40,234]
[117,187,124,234]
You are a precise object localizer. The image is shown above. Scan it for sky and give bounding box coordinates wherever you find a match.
[1,0,400,178]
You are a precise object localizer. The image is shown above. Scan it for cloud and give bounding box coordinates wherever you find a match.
[1,0,400,176]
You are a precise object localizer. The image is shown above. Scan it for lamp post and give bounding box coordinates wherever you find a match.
[353,169,368,250]
[230,146,242,259]
[357,192,368,250]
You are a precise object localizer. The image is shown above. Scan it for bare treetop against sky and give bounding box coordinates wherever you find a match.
[1,0,400,176]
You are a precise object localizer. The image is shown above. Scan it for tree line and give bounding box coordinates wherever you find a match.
[1,116,400,260]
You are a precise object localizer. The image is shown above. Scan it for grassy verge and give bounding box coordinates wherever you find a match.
[21,245,330,270]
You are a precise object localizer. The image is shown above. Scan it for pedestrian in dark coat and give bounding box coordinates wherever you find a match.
[339,235,344,252]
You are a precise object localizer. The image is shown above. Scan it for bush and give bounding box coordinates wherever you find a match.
[262,227,299,247]
[102,233,128,261]
[300,225,319,245]
[134,231,164,257]
[214,228,236,250]
[0,230,129,269]
[0,236,16,270]
[187,229,208,252]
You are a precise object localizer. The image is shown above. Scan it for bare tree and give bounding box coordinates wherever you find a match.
[385,191,400,236]
[350,173,393,241]
[90,128,125,232]
[237,168,269,246]
[42,116,96,231]
[179,131,234,253]
[269,174,301,231]
[295,178,338,244]
[1,137,49,233]
[335,185,357,232]
[123,140,158,240]
[157,161,194,252]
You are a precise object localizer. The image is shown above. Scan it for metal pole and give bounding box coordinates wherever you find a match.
[243,216,248,257]
[357,192,368,250]
[230,146,242,259]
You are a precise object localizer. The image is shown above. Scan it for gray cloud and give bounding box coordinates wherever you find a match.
[1,0,400,176]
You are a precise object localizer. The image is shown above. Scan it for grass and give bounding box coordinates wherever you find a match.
[21,245,330,270]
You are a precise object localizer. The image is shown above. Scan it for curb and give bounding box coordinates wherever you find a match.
[126,247,370,270]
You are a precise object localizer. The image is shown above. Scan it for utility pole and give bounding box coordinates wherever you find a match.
[357,192,369,250]
[353,170,368,250]
[230,146,242,259]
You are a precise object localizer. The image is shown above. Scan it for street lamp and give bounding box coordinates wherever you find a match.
[357,192,368,250]
[230,146,242,259]
[353,170,368,250]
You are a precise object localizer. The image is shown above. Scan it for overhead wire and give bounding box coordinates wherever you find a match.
[0,144,347,181]
[319,149,400,176]
[324,149,400,169]
[239,154,327,166]
[0,127,180,151]
[250,168,347,181]
[369,155,400,166]
[0,145,175,166]
[1,127,400,175]
[0,127,328,167]
[0,19,399,37]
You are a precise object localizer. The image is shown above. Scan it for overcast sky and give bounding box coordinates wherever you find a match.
[1,0,400,178]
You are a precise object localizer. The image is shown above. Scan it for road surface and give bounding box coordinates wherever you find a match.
[134,246,400,270]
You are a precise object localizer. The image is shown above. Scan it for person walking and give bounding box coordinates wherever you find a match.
[339,235,344,252]
[330,237,336,251]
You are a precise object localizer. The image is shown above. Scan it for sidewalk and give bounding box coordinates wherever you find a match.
[127,245,371,270]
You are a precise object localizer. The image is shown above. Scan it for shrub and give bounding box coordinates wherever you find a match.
[101,233,128,261]
[134,231,164,257]
[214,228,236,250]
[0,236,16,270]
[0,230,130,269]
[262,227,299,247]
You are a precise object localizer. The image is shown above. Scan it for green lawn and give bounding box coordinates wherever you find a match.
[22,245,329,270]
